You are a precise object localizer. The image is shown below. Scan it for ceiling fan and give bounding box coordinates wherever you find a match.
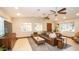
[50,8,66,16]
[43,8,66,19]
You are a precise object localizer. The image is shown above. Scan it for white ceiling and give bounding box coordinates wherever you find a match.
[0,7,79,20]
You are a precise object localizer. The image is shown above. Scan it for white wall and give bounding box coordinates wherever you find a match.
[0,9,12,23]
[12,17,49,37]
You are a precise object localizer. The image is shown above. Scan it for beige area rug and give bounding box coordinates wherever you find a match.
[28,37,72,51]
[12,38,32,51]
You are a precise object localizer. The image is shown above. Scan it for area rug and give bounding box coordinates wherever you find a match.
[28,37,72,51]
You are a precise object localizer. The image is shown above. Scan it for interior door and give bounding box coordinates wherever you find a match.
[47,23,52,32]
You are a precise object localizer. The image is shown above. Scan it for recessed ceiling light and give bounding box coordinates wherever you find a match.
[14,7,19,9]
[17,13,21,16]
[76,13,79,16]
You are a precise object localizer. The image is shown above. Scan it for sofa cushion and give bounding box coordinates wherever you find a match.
[75,32,79,37]
[49,32,57,39]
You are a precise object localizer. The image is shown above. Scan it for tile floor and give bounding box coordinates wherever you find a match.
[12,38,32,51]
[12,37,79,51]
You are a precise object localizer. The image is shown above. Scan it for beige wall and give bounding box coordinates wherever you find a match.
[0,9,12,23]
[12,17,48,37]
[12,16,79,37]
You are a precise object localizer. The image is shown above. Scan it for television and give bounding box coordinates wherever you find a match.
[0,17,4,37]
[4,20,12,34]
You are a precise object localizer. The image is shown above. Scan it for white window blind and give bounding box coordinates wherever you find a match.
[59,22,75,32]
[34,23,42,31]
[0,17,4,37]
[21,23,32,32]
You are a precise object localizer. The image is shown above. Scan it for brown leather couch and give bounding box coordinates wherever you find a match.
[39,32,64,48]
[39,32,58,46]
[73,32,79,43]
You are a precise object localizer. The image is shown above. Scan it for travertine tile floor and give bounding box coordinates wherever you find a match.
[12,38,79,51]
[63,38,79,51]
[12,38,32,51]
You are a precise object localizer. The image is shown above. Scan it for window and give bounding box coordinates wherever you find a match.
[59,22,75,32]
[21,23,32,32]
[0,17,4,37]
[34,23,42,31]
[21,23,43,32]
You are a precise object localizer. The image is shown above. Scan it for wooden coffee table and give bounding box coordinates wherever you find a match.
[32,36,45,45]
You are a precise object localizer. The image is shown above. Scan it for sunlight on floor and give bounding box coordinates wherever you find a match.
[12,38,32,51]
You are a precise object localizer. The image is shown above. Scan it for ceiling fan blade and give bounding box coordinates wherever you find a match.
[50,10,56,14]
[58,12,67,14]
[58,8,66,12]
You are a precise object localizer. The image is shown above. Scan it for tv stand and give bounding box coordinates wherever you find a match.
[0,33,16,50]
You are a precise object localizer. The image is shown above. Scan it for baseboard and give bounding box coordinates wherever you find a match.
[16,36,31,39]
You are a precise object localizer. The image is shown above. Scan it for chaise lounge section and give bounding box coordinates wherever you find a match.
[39,32,64,49]
[39,32,58,46]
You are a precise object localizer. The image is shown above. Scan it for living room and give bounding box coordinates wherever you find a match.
[0,7,79,51]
